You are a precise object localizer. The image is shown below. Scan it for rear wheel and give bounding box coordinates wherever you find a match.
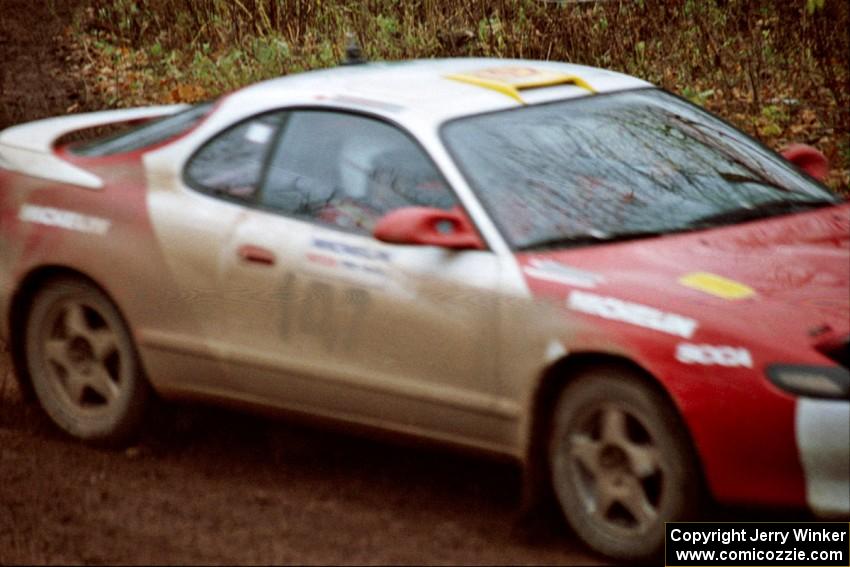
[25,277,150,447]
[548,366,699,560]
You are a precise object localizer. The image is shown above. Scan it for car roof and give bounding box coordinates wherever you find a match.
[234,58,652,123]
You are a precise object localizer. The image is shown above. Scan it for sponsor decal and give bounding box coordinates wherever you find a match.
[18,204,111,235]
[329,95,404,112]
[675,343,753,368]
[461,66,549,82]
[449,66,589,89]
[305,253,337,267]
[312,237,390,262]
[679,271,755,300]
[337,260,386,277]
[567,290,698,338]
[445,66,595,104]
[244,123,273,144]
[523,258,605,288]
[306,237,389,287]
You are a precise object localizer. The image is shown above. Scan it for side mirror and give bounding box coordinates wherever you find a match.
[373,206,485,250]
[781,143,829,182]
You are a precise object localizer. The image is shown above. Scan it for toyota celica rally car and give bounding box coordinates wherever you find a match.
[0,58,848,560]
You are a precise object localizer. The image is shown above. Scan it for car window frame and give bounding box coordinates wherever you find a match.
[184,105,492,251]
[182,109,290,207]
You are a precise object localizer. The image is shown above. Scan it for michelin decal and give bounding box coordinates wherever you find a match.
[567,290,698,338]
[19,204,111,235]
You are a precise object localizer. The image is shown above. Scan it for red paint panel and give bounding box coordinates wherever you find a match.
[512,204,850,509]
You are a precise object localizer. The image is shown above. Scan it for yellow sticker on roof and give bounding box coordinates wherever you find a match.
[444,66,595,104]
[679,272,756,300]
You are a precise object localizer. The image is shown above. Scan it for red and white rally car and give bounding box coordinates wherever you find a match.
[1,58,848,560]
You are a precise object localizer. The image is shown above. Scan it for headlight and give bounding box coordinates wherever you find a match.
[766,364,850,400]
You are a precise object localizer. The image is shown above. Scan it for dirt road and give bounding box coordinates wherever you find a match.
[0,374,601,564]
[0,0,91,130]
[0,2,601,564]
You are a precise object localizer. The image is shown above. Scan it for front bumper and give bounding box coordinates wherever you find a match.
[796,398,850,517]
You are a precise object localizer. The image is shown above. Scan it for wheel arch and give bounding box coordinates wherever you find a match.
[520,350,709,514]
[8,265,118,401]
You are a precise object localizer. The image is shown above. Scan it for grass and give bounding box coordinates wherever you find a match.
[68,0,849,192]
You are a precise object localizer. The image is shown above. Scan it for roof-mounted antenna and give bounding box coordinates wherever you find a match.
[341,32,367,66]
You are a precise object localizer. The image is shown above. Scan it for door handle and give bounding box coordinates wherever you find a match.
[237,244,276,266]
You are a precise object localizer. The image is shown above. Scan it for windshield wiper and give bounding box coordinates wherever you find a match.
[517,230,665,251]
[686,198,836,229]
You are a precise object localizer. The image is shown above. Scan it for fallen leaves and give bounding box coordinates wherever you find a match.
[168,83,208,103]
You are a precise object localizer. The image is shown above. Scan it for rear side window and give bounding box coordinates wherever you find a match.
[72,102,214,157]
[184,112,286,201]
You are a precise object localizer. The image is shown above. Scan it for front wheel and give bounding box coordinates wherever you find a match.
[25,277,150,447]
[548,366,700,561]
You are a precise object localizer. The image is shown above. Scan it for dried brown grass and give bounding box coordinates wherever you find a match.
[73,0,849,190]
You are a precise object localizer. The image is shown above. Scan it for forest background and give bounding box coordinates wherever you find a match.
[60,0,850,192]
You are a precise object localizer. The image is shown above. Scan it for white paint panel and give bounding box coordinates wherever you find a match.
[0,144,103,188]
[0,104,186,189]
[234,58,651,124]
[796,398,850,517]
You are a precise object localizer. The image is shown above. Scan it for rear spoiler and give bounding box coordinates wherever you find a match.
[0,105,187,189]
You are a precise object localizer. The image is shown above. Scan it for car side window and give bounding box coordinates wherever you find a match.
[259,110,457,234]
[185,112,285,201]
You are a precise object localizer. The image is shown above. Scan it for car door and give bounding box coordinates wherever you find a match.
[143,110,288,396]
[214,109,511,449]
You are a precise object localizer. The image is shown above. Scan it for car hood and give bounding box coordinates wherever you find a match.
[517,203,850,348]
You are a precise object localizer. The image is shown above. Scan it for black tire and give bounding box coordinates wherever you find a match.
[24,277,150,447]
[548,365,699,561]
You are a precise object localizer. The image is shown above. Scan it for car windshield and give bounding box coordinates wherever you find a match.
[442,89,840,250]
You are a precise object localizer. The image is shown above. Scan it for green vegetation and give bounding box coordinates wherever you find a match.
[70,0,848,191]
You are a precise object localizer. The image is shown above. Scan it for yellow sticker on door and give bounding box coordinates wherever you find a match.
[678,272,755,300]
